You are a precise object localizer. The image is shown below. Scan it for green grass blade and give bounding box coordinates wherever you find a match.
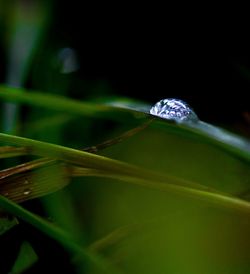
[0,85,147,123]
[2,2,50,133]
[71,167,250,214]
[0,213,18,235]
[0,146,27,159]
[0,162,68,203]
[177,121,250,162]
[0,195,123,274]
[0,132,220,194]
[1,85,250,163]
[11,241,38,274]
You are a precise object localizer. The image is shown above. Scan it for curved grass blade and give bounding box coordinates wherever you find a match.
[2,2,50,133]
[70,166,250,214]
[0,119,151,162]
[0,122,152,202]
[0,146,27,159]
[88,216,174,253]
[2,157,250,213]
[0,158,54,180]
[24,114,74,136]
[0,135,250,213]
[0,213,18,235]
[1,85,250,164]
[83,119,152,153]
[0,132,221,194]
[103,96,151,113]
[181,121,250,163]
[0,162,68,203]
[0,85,148,123]
[89,223,140,253]
[0,195,123,274]
[10,241,38,274]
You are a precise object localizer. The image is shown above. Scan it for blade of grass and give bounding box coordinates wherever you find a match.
[70,166,250,214]
[0,85,147,123]
[0,158,54,180]
[1,85,250,164]
[2,2,50,133]
[89,223,139,253]
[1,132,250,215]
[184,121,250,163]
[0,195,123,274]
[1,143,250,214]
[24,114,74,136]
[0,132,221,194]
[0,123,152,202]
[2,160,249,214]
[0,119,150,164]
[0,119,151,168]
[0,163,68,203]
[0,213,18,235]
[88,216,174,253]
[0,146,27,159]
[83,119,152,153]
[10,241,38,274]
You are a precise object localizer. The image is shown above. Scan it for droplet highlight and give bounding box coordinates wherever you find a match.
[23,189,31,195]
[150,98,198,122]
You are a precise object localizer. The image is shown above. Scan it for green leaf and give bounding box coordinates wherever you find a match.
[1,85,250,164]
[1,131,250,213]
[0,213,18,235]
[0,146,27,159]
[11,241,38,274]
[0,132,214,192]
[70,166,250,214]
[0,123,150,203]
[0,195,123,274]
[2,2,50,133]
[0,160,68,203]
[0,85,147,124]
[1,86,250,213]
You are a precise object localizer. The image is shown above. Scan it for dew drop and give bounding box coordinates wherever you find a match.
[150,98,199,123]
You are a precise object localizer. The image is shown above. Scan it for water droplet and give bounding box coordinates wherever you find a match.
[150,98,199,122]
[23,189,31,195]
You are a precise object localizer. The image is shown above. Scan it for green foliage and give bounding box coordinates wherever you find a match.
[10,241,38,274]
[0,87,250,273]
[1,3,250,273]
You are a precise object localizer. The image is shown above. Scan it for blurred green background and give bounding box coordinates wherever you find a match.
[1,1,250,274]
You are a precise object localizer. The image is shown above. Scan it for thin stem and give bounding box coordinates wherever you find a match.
[0,195,123,274]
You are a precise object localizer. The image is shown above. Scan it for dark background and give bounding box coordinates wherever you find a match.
[48,2,250,125]
[1,1,250,125]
